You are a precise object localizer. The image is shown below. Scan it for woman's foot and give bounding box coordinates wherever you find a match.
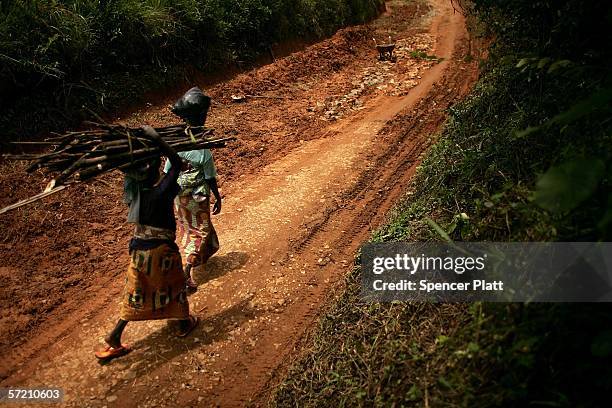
[104,333,122,349]
[96,333,130,361]
[95,344,131,361]
[184,263,198,295]
[176,315,199,338]
[186,277,198,295]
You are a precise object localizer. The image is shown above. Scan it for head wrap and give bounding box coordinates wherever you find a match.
[171,87,211,126]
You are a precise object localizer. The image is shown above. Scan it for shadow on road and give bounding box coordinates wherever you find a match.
[99,296,259,387]
[197,251,249,283]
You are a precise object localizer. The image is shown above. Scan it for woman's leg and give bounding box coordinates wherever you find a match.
[175,195,199,291]
[105,319,128,348]
[186,197,219,288]
[95,319,131,359]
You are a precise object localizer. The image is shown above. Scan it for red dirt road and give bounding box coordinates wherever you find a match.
[0,0,477,406]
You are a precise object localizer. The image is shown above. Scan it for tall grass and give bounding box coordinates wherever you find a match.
[0,0,384,141]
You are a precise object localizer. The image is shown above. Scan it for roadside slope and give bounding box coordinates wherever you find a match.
[0,0,477,406]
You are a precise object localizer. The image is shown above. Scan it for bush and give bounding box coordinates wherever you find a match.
[0,0,384,141]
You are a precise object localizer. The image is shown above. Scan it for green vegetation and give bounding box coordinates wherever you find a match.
[0,0,384,141]
[274,278,612,406]
[409,49,440,61]
[272,0,612,406]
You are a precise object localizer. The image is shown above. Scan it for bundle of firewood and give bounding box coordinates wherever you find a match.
[0,122,235,214]
[5,122,233,185]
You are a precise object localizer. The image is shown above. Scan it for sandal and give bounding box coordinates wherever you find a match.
[175,315,199,338]
[95,344,131,361]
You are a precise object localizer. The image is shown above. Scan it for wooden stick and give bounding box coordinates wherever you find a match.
[52,148,96,186]
[10,141,59,145]
[0,185,67,215]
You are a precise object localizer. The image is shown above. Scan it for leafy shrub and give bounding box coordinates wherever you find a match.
[0,0,384,140]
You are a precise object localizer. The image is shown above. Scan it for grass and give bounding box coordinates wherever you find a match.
[272,275,612,407]
[272,267,471,407]
[0,0,385,143]
[409,50,441,61]
[271,0,612,406]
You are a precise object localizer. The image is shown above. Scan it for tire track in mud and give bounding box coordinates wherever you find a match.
[0,1,477,406]
[251,15,478,404]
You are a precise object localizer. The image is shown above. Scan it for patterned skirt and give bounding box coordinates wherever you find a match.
[174,194,219,267]
[120,243,189,321]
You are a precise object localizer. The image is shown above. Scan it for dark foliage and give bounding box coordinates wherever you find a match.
[0,0,384,141]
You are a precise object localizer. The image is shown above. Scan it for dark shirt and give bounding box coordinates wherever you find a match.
[137,165,180,230]
[128,164,180,252]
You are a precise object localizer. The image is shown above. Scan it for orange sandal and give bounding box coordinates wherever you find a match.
[95,345,131,361]
[176,315,199,338]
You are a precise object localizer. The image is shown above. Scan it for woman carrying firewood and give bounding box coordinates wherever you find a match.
[164,87,222,294]
[95,126,199,361]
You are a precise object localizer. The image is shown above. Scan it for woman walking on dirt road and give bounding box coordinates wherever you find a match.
[95,126,199,361]
[164,87,222,295]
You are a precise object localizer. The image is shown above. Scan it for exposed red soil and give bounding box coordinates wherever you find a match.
[0,0,479,406]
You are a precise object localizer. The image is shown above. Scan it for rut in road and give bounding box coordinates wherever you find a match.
[0,0,478,406]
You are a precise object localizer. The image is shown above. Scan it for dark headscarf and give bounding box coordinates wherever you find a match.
[171,87,211,126]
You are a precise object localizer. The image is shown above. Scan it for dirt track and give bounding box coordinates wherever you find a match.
[0,0,477,406]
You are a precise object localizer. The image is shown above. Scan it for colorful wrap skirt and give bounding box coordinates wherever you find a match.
[120,243,189,321]
[174,194,220,267]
